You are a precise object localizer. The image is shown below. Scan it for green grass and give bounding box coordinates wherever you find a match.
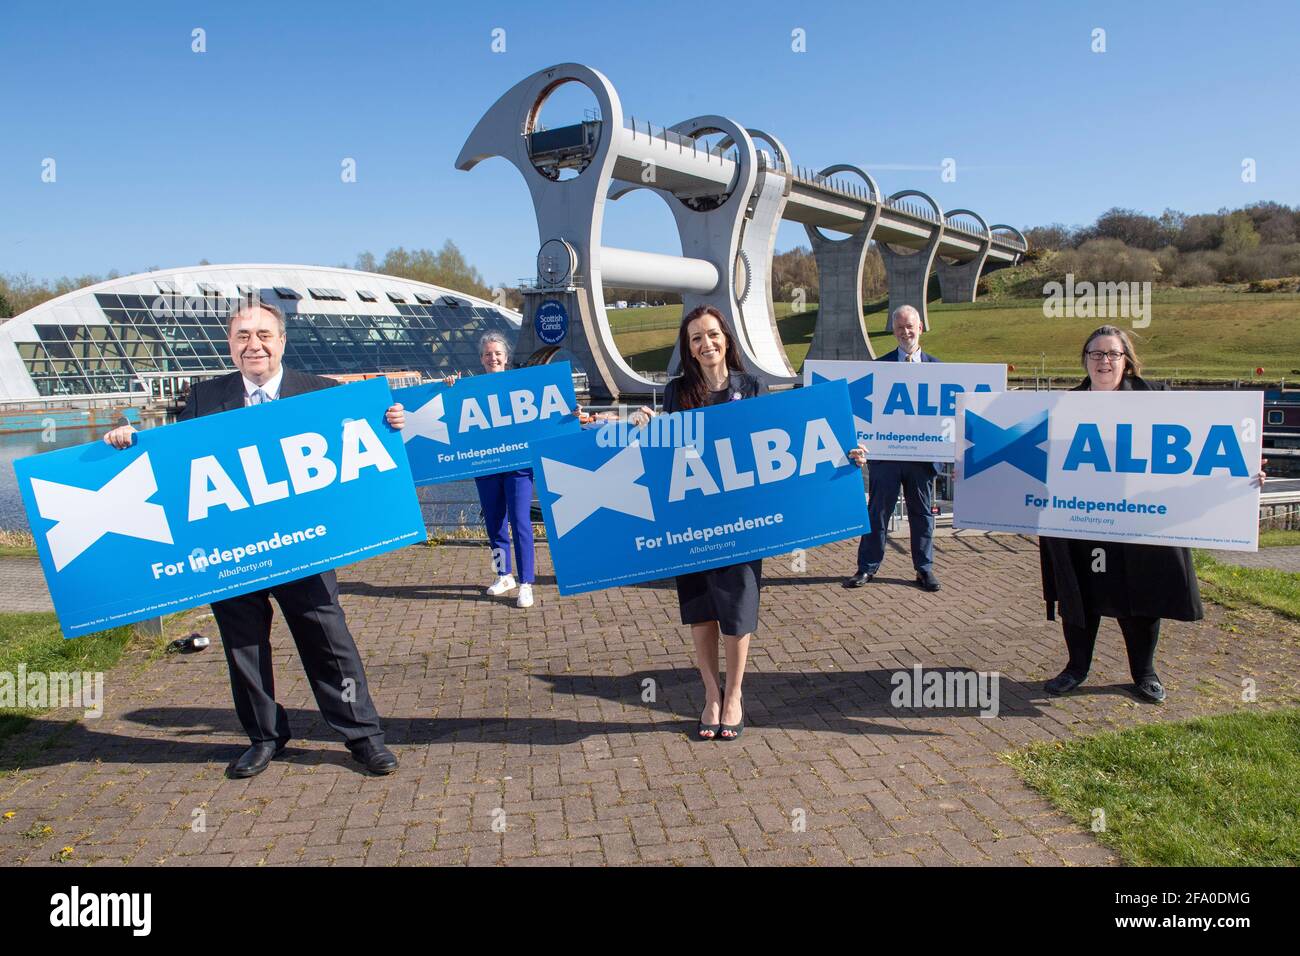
[610,292,1300,381]
[1006,708,1300,865]
[0,612,136,742]
[1260,529,1300,548]
[1194,551,1300,621]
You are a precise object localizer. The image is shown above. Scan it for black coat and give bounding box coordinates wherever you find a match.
[1038,375,1204,626]
[176,367,339,420]
[662,370,766,413]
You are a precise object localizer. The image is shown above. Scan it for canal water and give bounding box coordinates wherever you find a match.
[0,423,485,533]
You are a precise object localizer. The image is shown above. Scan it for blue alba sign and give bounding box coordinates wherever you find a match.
[532,380,869,594]
[14,378,426,638]
[394,362,581,484]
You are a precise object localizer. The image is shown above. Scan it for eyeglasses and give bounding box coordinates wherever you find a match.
[1086,350,1125,362]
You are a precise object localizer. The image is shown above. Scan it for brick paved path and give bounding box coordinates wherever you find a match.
[2,535,1298,867]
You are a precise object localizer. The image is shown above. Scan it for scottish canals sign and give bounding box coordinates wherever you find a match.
[395,362,580,484]
[14,378,425,637]
[532,381,869,594]
[534,299,569,345]
[953,391,1262,550]
[804,360,1006,462]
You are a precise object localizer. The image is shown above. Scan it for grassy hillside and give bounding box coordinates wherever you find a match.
[609,292,1300,382]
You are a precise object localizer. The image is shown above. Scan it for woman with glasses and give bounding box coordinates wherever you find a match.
[1039,325,1265,702]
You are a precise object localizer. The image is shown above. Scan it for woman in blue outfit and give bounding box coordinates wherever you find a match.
[444,332,536,609]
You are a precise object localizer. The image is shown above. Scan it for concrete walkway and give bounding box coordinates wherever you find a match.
[1211,545,1300,573]
[1,535,1297,866]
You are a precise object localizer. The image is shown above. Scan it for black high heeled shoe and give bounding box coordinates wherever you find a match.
[695,690,723,741]
[719,696,744,741]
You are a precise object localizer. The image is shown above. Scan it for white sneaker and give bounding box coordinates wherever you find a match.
[486,574,516,597]
[516,584,534,608]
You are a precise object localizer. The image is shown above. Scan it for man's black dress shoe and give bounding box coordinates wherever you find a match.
[916,570,942,592]
[352,743,400,775]
[1132,678,1166,703]
[843,571,875,588]
[1044,671,1085,696]
[226,740,287,779]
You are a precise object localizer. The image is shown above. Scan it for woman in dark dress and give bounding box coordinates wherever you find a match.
[631,306,768,740]
[1040,325,1266,702]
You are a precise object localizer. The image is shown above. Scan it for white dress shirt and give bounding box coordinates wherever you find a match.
[242,367,284,405]
[901,347,922,363]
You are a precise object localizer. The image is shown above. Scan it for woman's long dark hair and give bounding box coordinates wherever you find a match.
[675,305,744,410]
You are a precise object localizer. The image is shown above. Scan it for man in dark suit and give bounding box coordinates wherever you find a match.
[103,298,406,778]
[844,304,943,592]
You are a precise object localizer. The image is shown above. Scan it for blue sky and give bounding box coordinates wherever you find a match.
[2,0,1297,289]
